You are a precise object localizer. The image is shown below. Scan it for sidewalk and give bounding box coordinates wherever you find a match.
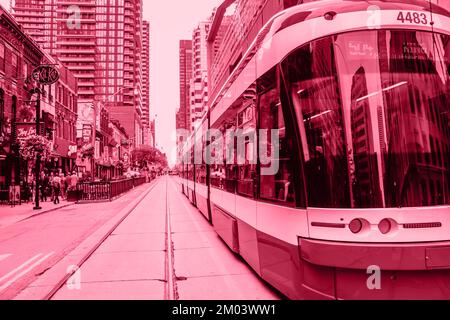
[0,200,74,229]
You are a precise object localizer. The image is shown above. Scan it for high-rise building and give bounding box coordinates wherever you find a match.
[207,0,309,102]
[190,21,210,130]
[98,0,144,148]
[14,0,97,108]
[176,40,192,162]
[177,40,193,132]
[13,0,146,148]
[142,20,151,146]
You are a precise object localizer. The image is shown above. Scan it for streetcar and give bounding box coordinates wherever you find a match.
[180,0,450,299]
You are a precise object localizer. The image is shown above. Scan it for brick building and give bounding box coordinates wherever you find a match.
[0,5,45,194]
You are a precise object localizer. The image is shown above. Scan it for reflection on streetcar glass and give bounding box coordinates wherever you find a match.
[282,30,450,209]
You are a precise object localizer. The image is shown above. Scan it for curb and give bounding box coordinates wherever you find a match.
[13,179,160,300]
[19,203,75,222]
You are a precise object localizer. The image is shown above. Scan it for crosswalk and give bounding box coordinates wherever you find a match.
[0,252,54,292]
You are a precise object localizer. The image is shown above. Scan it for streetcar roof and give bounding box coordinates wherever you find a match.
[207,0,450,116]
[275,0,450,36]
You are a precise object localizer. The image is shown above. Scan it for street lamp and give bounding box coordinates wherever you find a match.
[27,85,43,210]
[33,86,42,210]
[30,64,60,210]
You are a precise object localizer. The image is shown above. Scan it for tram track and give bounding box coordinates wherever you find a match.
[165,176,179,300]
[43,179,160,300]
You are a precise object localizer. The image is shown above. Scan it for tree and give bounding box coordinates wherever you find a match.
[132,146,168,169]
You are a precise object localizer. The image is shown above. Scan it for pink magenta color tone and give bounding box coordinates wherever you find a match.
[145,0,224,163]
[0,0,449,302]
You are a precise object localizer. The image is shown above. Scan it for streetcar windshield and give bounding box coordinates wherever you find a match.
[282,30,450,209]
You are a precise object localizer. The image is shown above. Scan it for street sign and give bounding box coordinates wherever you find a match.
[32,65,60,85]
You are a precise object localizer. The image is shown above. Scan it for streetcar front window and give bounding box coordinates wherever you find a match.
[282,30,450,209]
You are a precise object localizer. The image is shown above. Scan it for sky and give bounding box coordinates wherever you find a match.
[0,0,224,166]
[143,1,223,165]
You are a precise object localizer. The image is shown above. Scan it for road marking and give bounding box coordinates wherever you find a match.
[0,254,11,262]
[0,252,54,291]
[0,254,43,283]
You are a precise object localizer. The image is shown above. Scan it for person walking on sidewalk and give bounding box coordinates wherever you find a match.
[60,173,67,200]
[53,175,61,205]
[40,172,49,202]
[70,172,78,190]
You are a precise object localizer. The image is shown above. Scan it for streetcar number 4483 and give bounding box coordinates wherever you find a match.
[397,11,429,25]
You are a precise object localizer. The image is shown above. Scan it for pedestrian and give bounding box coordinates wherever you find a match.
[49,172,55,202]
[60,173,67,200]
[41,172,49,202]
[53,174,61,204]
[70,171,78,190]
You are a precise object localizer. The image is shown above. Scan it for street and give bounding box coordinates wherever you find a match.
[0,0,448,303]
[0,177,280,300]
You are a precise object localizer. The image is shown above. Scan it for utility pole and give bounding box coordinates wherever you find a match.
[11,96,18,185]
[33,85,42,210]
[91,100,97,181]
[31,64,60,210]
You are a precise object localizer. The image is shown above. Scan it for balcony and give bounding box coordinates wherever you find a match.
[56,49,96,55]
[58,0,95,6]
[59,57,95,62]
[78,89,95,95]
[58,40,95,46]
[68,65,95,70]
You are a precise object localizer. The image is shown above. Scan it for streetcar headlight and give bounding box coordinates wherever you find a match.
[349,219,363,234]
[378,219,392,235]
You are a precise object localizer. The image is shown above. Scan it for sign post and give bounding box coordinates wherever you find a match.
[31,65,60,210]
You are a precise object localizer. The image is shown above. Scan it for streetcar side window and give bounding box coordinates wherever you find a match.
[282,37,351,208]
[189,146,195,182]
[236,85,258,199]
[258,68,297,207]
[196,126,208,186]
[209,127,225,190]
[224,118,238,194]
[195,130,206,185]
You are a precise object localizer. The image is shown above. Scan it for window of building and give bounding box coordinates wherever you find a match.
[11,52,18,78]
[22,62,28,79]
